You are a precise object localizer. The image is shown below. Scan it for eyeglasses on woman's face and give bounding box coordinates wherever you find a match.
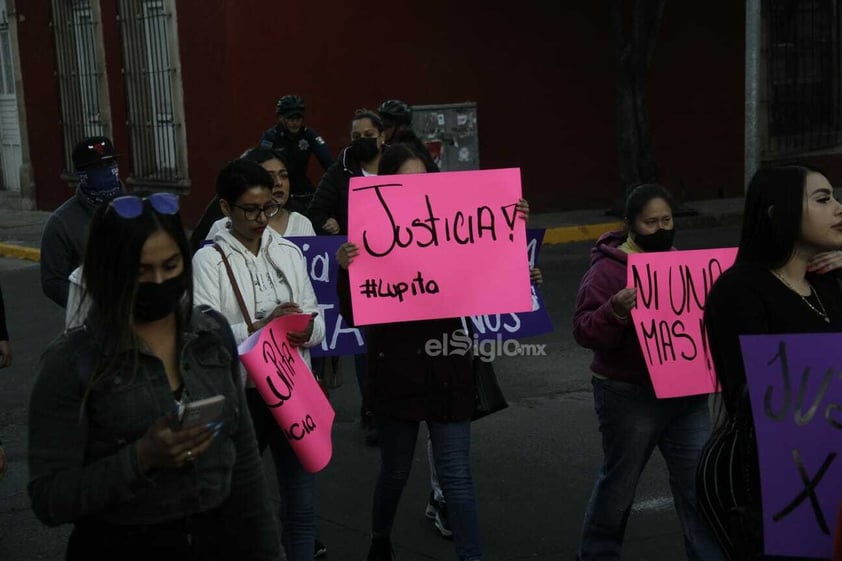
[231,202,281,221]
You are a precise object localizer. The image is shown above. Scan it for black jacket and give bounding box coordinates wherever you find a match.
[260,124,333,213]
[307,146,363,236]
[337,268,474,422]
[40,193,97,308]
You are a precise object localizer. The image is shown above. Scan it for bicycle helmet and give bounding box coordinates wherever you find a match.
[276,94,306,117]
[377,99,412,126]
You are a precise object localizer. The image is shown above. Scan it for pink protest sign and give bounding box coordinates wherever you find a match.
[627,247,737,398]
[238,314,335,473]
[347,168,532,326]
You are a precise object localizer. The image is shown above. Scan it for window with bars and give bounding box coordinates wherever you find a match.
[118,0,188,187]
[0,18,14,96]
[50,0,111,172]
[763,0,842,156]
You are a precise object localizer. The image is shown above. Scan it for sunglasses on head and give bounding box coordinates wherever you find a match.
[109,193,180,219]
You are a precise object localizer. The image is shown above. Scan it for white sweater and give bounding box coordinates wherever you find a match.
[192,227,325,371]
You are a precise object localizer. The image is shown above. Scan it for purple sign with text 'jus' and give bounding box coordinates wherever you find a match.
[740,333,842,559]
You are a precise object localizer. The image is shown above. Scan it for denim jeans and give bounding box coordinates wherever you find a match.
[576,377,724,561]
[373,416,482,561]
[247,389,315,561]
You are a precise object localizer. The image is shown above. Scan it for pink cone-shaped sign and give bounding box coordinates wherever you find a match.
[238,314,335,473]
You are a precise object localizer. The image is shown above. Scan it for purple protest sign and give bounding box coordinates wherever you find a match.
[740,333,842,559]
[289,232,549,355]
[462,229,553,340]
[286,236,366,357]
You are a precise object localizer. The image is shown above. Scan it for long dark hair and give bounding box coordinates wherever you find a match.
[81,195,193,378]
[737,164,821,269]
[378,143,426,176]
[241,146,289,168]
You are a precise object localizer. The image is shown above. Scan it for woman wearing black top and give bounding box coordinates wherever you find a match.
[698,165,842,560]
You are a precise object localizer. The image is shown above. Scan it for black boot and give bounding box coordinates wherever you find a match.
[366,536,394,561]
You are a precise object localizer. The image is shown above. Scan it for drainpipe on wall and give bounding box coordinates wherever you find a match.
[745,0,762,193]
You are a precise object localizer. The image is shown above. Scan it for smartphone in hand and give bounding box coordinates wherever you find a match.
[177,395,225,429]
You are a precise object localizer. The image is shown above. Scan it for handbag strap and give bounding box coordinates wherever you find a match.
[213,244,256,334]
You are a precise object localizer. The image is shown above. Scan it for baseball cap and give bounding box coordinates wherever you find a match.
[72,136,117,170]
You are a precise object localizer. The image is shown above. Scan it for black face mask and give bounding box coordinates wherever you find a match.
[633,228,676,252]
[351,137,380,163]
[134,274,187,323]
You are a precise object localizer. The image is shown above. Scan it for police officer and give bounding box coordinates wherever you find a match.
[260,94,333,214]
[377,99,439,172]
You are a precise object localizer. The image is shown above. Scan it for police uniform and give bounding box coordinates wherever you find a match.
[260,125,333,214]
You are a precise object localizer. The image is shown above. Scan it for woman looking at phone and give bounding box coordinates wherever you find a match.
[193,159,324,561]
[28,193,281,559]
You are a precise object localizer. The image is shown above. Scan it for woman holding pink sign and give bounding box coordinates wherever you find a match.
[335,143,530,561]
[193,159,325,561]
[572,184,723,561]
[698,165,842,561]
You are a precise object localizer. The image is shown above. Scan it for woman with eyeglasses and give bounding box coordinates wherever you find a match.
[28,192,282,560]
[190,148,315,253]
[192,159,325,561]
[206,148,316,240]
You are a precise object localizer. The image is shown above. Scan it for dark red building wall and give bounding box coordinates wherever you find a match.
[20,1,747,220]
[16,2,66,210]
[649,3,746,201]
[176,1,234,220]
[176,0,746,220]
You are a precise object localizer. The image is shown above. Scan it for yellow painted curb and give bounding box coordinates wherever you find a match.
[0,243,41,262]
[544,222,623,245]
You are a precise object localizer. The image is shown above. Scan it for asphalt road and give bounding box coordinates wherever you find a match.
[0,225,741,561]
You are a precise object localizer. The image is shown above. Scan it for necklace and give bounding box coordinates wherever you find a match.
[770,270,830,323]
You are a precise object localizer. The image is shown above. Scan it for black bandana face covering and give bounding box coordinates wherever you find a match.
[634,228,676,252]
[78,163,122,206]
[134,274,187,322]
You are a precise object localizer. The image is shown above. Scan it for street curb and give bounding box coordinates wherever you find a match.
[544,222,623,245]
[0,243,40,262]
[0,210,743,262]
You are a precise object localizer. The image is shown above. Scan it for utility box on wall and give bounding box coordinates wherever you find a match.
[411,102,479,171]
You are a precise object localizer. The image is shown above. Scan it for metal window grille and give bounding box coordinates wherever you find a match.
[764,0,842,155]
[50,0,111,171]
[117,0,188,185]
[0,13,14,96]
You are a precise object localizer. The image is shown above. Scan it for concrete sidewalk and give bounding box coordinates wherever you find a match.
[0,197,745,262]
